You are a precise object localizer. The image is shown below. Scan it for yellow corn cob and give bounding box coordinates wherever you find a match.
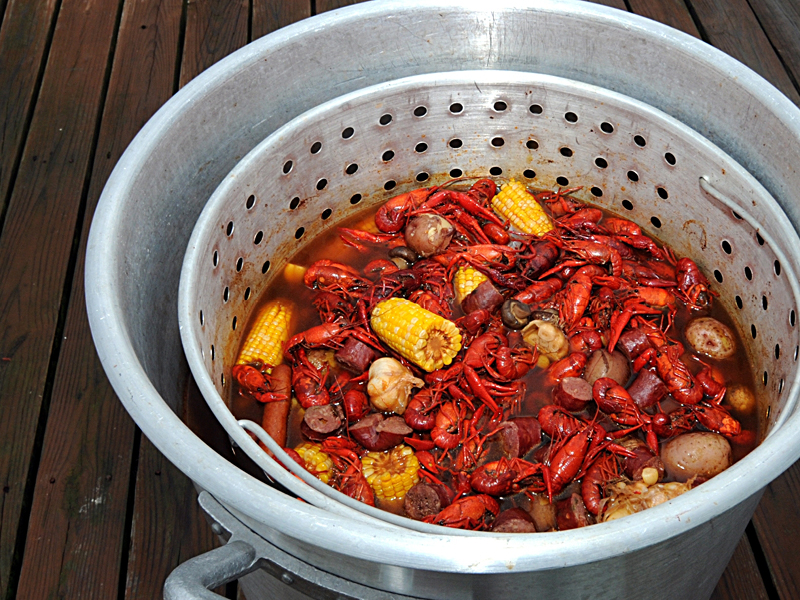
[491,178,554,235]
[362,445,420,501]
[294,442,333,484]
[370,297,462,372]
[236,299,293,369]
[453,265,489,304]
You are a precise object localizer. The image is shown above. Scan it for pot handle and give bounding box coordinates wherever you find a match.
[163,539,258,600]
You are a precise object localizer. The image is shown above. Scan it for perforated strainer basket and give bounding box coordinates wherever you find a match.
[179,69,800,529]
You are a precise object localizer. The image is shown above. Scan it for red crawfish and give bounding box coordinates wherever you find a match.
[581,452,621,516]
[291,349,330,408]
[470,457,549,497]
[593,378,658,453]
[374,186,438,233]
[322,438,375,507]
[423,494,500,530]
[654,343,704,405]
[676,257,714,309]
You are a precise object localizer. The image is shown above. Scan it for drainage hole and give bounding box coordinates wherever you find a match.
[450,168,463,178]
[622,199,634,211]
[246,194,256,209]
[493,100,508,112]
[310,141,322,154]
[565,111,578,123]
[560,147,573,157]
[762,295,768,310]
[282,160,293,174]
[775,260,782,276]
[735,295,743,309]
[763,371,768,386]
[254,231,263,245]
[226,221,234,236]
[295,227,305,239]
[780,378,785,393]
[244,287,251,301]
[221,373,225,387]
[449,102,463,114]
[775,344,781,359]
[342,127,354,139]
[346,163,358,175]
[212,250,219,267]
[590,186,603,197]
[384,180,397,191]
[751,324,757,339]
[721,240,732,254]
[321,208,332,220]
[526,139,539,150]
[756,232,765,245]
[664,152,676,165]
[713,269,723,283]
[382,150,395,162]
[223,287,229,302]
[634,135,647,147]
[732,210,743,220]
[232,316,237,331]
[414,106,428,117]
[595,157,608,169]
[600,121,614,133]
[316,178,327,191]
[236,257,243,272]
[289,196,300,210]
[529,104,543,114]
[791,308,796,326]
[491,137,505,147]
[744,266,753,281]
[523,169,536,179]
[556,176,569,186]
[379,113,392,125]
[350,193,362,205]
[627,170,640,182]
[490,166,503,176]
[415,142,428,153]
[199,310,204,326]
[650,216,662,228]
[657,187,668,199]
[211,345,215,360]
[416,172,429,182]
[262,260,271,274]
[449,139,463,149]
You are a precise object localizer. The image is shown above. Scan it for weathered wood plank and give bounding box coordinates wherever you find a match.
[748,0,800,88]
[125,437,222,599]
[628,0,700,37]
[179,0,249,88]
[13,0,184,597]
[588,0,628,11]
[252,0,310,40]
[0,0,123,595]
[315,0,365,14]
[711,534,769,600]
[0,0,59,213]
[688,0,800,104]
[752,461,800,600]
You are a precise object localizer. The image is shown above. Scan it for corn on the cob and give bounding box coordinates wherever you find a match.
[362,445,420,501]
[370,297,462,372]
[294,442,333,484]
[491,178,554,236]
[453,265,489,304]
[236,299,293,369]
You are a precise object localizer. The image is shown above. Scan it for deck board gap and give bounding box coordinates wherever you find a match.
[248,0,253,43]
[743,0,800,100]
[746,521,781,600]
[310,0,316,16]
[681,0,713,44]
[174,0,189,92]
[117,428,142,600]
[0,0,63,237]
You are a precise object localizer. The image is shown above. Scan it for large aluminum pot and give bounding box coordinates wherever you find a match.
[85,1,800,598]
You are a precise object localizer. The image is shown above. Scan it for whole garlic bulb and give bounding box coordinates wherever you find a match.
[367,357,424,415]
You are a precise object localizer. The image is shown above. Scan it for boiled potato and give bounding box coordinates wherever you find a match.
[684,317,736,359]
[725,383,756,415]
[661,432,732,482]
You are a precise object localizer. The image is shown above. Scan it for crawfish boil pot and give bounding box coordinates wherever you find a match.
[85,1,800,599]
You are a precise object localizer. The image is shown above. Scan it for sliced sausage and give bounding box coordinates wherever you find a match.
[335,336,381,373]
[499,417,542,458]
[492,508,537,533]
[554,377,593,412]
[462,280,505,314]
[627,369,668,409]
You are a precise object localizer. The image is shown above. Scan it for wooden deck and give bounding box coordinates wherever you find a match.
[1,0,799,597]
